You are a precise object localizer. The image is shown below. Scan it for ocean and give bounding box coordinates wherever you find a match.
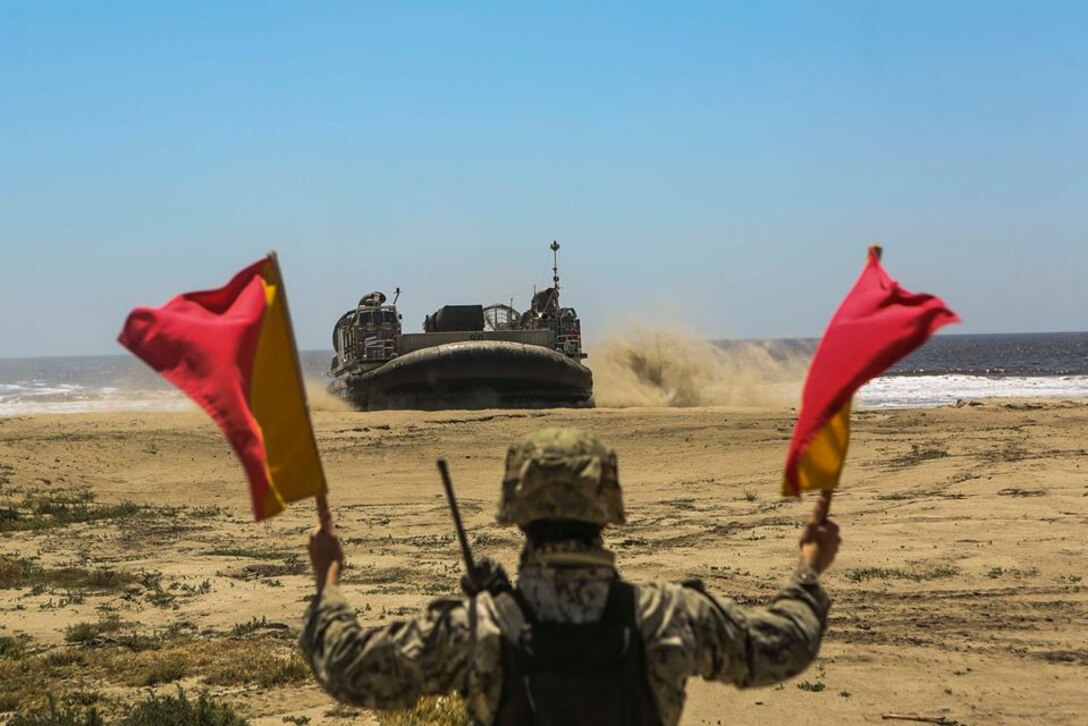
[0,332,1085,416]
[740,331,1088,409]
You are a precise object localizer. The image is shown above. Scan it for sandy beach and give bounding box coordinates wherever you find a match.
[1,400,1085,724]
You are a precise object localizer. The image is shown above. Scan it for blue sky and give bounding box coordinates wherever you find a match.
[1,1,1085,357]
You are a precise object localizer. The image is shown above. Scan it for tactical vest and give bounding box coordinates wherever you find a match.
[491,581,662,726]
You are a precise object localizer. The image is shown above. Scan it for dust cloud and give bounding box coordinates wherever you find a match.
[587,329,809,408]
[305,377,354,412]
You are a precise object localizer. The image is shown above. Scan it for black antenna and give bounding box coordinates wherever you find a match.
[550,240,560,311]
[437,459,475,574]
[393,287,401,305]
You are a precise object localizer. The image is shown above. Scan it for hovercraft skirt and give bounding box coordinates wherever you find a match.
[329,340,593,410]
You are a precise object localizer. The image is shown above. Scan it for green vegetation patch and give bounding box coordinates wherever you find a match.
[0,489,131,532]
[120,688,248,725]
[5,697,106,726]
[65,617,124,645]
[8,689,248,726]
[347,565,421,585]
[376,695,469,726]
[204,547,291,560]
[230,616,270,637]
[0,631,307,713]
[0,634,30,659]
[0,487,221,534]
[0,554,138,592]
[845,564,960,583]
[987,566,1040,579]
[885,443,950,468]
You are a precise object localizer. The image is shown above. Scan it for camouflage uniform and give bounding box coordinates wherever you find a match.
[300,429,831,725]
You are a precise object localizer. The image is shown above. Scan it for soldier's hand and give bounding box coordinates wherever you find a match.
[461,557,511,597]
[308,522,344,593]
[799,496,841,574]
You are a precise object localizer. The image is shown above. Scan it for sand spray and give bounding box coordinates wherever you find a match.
[587,328,809,408]
[305,377,354,412]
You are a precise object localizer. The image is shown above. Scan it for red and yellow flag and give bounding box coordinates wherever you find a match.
[783,247,959,496]
[118,253,326,520]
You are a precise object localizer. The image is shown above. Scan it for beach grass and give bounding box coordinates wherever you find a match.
[844,565,960,583]
[376,695,469,726]
[0,555,139,592]
[0,630,308,713]
[6,688,248,726]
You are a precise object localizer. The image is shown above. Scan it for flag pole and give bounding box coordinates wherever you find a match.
[266,250,332,530]
[818,490,833,523]
[818,243,883,524]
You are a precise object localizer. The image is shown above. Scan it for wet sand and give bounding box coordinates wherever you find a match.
[1,400,1086,724]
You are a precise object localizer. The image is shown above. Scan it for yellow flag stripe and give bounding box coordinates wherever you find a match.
[249,262,327,520]
[782,399,851,496]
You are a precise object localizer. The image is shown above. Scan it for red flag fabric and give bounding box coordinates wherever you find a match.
[783,248,960,496]
[118,255,326,520]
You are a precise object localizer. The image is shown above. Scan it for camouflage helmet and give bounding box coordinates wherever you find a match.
[497,427,626,526]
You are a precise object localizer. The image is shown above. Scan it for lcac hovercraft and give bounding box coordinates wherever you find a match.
[328,242,593,410]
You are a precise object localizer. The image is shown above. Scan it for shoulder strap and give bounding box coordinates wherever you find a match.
[601,580,638,628]
[509,587,539,625]
[492,590,529,645]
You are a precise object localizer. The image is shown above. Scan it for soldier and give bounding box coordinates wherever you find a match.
[302,427,840,725]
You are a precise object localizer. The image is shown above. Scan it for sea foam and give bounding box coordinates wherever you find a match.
[857,374,1088,409]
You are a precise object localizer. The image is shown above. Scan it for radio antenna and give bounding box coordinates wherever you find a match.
[550,240,560,310]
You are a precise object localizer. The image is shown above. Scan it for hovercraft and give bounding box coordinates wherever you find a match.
[328,242,593,410]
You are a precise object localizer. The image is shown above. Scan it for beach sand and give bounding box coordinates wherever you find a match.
[1,400,1085,724]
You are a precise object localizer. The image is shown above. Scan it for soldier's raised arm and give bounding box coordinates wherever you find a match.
[299,525,474,709]
[640,497,839,710]
[701,496,837,686]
